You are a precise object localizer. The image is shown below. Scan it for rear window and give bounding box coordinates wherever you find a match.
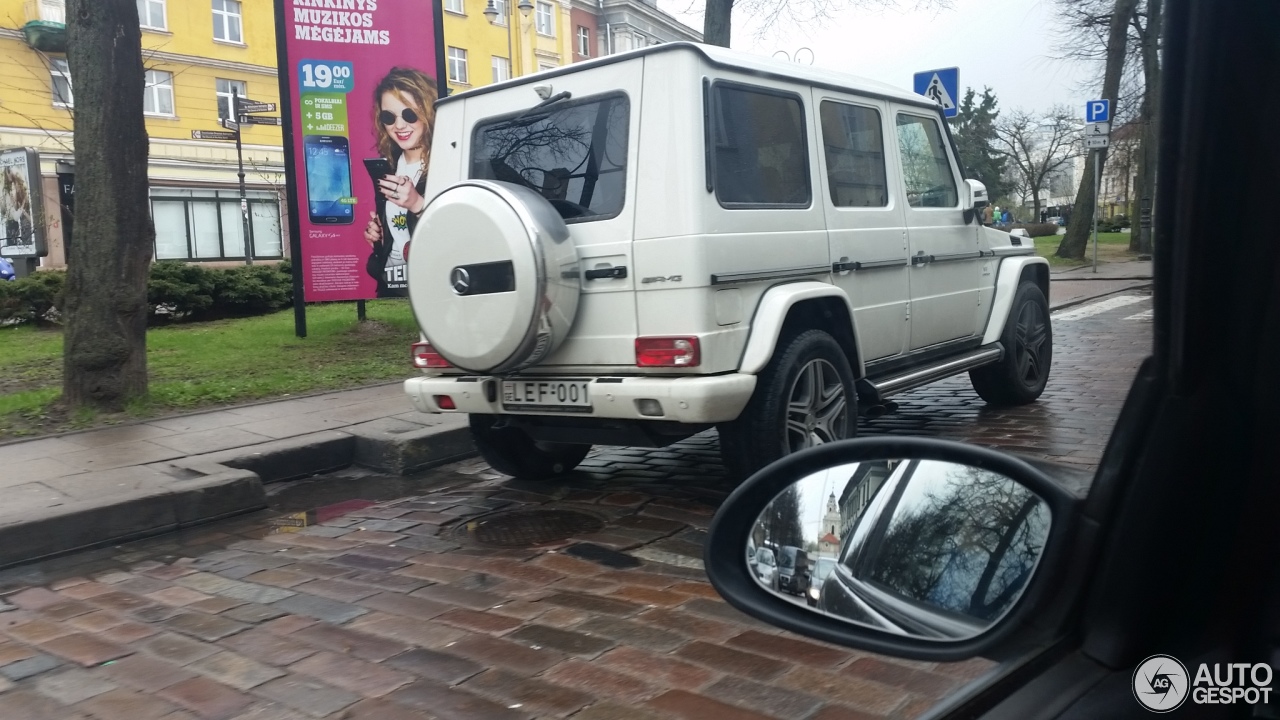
[470,93,629,222]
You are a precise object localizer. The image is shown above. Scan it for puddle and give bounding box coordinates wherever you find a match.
[263,466,473,533]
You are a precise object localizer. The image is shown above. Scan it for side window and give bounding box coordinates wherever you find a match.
[820,101,888,207]
[711,83,810,207]
[894,114,958,208]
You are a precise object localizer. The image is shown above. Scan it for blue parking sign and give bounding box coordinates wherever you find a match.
[913,68,959,118]
[1086,99,1110,123]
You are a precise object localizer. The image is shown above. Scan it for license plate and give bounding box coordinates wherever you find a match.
[501,379,591,410]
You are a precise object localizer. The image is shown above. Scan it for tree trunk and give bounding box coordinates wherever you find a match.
[1134,0,1162,255]
[62,0,153,410]
[703,0,733,47]
[1056,0,1140,259]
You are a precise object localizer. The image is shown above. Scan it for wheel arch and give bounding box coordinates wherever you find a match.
[738,282,865,378]
[981,257,1050,345]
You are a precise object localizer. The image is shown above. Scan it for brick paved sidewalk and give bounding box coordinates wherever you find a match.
[0,457,992,720]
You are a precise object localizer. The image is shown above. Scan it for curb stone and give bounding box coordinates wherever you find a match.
[0,421,476,569]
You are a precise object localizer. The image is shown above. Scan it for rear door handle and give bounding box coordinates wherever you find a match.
[584,266,627,280]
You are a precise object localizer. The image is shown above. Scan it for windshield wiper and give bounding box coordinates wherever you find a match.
[512,91,572,122]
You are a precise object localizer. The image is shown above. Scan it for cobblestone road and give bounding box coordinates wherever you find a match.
[0,293,1152,720]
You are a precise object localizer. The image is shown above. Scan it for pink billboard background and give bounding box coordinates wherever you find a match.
[280,0,445,302]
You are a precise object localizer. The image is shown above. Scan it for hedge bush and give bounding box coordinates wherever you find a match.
[2,261,292,326]
[1008,223,1061,238]
[0,270,65,324]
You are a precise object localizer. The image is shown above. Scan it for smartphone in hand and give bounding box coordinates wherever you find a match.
[363,158,394,183]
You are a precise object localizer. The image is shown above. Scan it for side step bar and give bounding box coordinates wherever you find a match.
[868,344,1004,398]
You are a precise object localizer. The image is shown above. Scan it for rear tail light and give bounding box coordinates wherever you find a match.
[635,337,700,367]
[433,395,456,410]
[411,341,450,369]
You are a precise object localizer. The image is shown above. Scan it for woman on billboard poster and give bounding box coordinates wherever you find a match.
[363,67,438,298]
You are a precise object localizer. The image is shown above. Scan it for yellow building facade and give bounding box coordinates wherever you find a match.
[440,0,575,96]
[1,0,287,267]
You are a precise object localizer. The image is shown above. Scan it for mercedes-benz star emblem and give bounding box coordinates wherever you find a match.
[450,267,471,295]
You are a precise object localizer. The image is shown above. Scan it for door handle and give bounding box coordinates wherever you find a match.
[911,254,934,266]
[584,266,627,280]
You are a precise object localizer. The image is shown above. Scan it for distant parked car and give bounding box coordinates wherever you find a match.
[777,546,810,596]
[753,546,778,591]
[0,257,14,281]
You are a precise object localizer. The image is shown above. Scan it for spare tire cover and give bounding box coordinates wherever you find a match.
[408,180,580,374]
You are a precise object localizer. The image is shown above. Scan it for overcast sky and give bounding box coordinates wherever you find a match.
[656,0,1102,116]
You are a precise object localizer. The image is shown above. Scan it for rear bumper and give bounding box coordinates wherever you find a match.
[404,373,757,424]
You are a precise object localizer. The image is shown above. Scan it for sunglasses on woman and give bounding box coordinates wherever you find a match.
[380,108,420,125]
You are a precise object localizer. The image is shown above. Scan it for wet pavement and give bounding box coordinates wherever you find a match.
[0,293,1153,720]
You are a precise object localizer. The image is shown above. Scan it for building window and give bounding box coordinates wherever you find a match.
[151,189,283,260]
[490,0,507,25]
[212,0,243,43]
[216,78,247,121]
[137,0,166,30]
[491,56,511,83]
[447,47,469,84]
[538,62,558,73]
[535,1,554,36]
[576,26,590,56]
[445,0,464,13]
[709,83,811,207]
[50,58,73,107]
[144,70,175,116]
[634,32,646,48]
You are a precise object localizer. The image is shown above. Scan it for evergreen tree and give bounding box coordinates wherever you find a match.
[950,88,1009,204]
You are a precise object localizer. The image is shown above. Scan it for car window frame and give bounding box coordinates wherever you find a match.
[705,79,814,210]
[818,98,891,209]
[467,90,631,225]
[892,111,962,211]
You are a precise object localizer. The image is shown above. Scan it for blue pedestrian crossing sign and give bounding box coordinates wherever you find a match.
[913,67,959,118]
[1086,99,1110,123]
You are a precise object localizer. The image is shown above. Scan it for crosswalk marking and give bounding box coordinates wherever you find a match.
[1124,308,1154,321]
[1053,294,1148,321]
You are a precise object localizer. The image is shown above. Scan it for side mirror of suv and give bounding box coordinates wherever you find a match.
[964,178,989,209]
[704,437,1086,661]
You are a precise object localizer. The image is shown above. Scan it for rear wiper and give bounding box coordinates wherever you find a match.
[512,91,572,122]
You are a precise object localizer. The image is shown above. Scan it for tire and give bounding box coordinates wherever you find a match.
[468,414,591,480]
[970,281,1053,406]
[719,330,858,479]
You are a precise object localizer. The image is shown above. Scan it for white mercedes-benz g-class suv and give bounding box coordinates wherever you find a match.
[404,42,1051,480]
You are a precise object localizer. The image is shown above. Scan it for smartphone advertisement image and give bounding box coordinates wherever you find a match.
[304,135,353,225]
[277,0,446,302]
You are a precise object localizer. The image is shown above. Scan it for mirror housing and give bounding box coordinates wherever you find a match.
[705,438,1084,662]
[965,178,989,209]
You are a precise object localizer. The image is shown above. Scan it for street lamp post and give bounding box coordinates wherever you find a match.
[484,0,534,81]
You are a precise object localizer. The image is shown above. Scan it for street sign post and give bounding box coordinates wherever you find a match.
[221,119,240,131]
[191,130,238,141]
[913,67,959,118]
[1085,100,1112,274]
[232,89,255,266]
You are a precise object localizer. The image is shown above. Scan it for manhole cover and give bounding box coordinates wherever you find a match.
[459,509,604,548]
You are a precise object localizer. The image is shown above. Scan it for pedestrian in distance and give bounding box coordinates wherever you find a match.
[982,204,993,225]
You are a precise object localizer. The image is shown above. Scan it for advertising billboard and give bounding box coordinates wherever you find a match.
[276,0,446,302]
[0,148,46,259]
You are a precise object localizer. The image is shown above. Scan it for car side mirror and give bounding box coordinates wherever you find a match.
[964,178,989,209]
[705,437,1083,662]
